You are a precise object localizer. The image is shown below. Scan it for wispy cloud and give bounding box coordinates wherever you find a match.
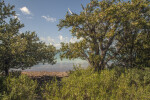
[40,35,83,49]
[59,35,63,41]
[13,13,20,20]
[40,36,61,48]
[54,43,61,48]
[41,16,56,22]
[40,36,54,45]
[20,6,31,15]
[40,35,68,49]
[58,35,68,42]
[14,15,19,19]
[70,37,83,43]
[70,37,78,43]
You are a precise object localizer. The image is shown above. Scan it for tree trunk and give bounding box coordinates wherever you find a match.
[95,50,106,71]
[94,58,105,72]
[94,64,104,72]
[5,67,9,76]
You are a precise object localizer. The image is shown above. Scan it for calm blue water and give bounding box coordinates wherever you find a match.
[24,56,88,72]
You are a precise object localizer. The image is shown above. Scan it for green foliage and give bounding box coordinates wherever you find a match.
[58,0,150,70]
[0,76,6,99]
[114,0,150,68]
[58,0,122,70]
[42,67,150,100]
[0,67,149,100]
[0,1,57,75]
[1,75,37,100]
[41,79,61,100]
[133,33,150,68]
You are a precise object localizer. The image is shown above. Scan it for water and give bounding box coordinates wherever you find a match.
[24,56,88,72]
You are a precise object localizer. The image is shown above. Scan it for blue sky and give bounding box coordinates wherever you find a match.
[5,0,91,48]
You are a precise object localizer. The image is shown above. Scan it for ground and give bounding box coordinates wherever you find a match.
[22,71,68,85]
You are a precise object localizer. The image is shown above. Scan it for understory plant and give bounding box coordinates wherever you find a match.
[42,67,150,100]
[1,75,37,100]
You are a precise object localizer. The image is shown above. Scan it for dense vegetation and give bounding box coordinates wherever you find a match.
[0,74,37,100]
[0,0,149,100]
[42,67,150,100]
[0,67,150,100]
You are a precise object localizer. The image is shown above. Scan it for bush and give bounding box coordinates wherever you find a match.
[1,75,37,100]
[41,79,61,100]
[0,76,6,100]
[42,67,150,100]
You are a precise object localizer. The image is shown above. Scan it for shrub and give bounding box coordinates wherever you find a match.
[1,75,37,100]
[42,67,150,100]
[41,79,61,100]
[0,76,6,100]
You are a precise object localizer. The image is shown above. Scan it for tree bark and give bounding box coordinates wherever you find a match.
[4,59,9,76]
[5,67,9,76]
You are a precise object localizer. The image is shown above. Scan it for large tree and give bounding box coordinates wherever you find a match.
[58,0,150,71]
[0,1,56,75]
[58,0,123,71]
[114,0,150,68]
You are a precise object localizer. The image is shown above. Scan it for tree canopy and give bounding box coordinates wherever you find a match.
[58,0,150,71]
[0,1,57,75]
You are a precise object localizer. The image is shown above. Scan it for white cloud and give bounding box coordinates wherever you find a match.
[42,16,56,22]
[40,36,62,48]
[58,35,68,43]
[14,15,18,19]
[70,37,83,43]
[40,36,55,44]
[70,37,78,43]
[54,43,61,48]
[47,36,55,44]
[20,7,31,15]
[59,35,63,41]
[40,37,46,41]
[13,13,20,20]
[40,35,83,49]
[14,16,20,20]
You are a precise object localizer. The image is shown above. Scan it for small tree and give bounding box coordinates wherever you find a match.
[0,1,56,75]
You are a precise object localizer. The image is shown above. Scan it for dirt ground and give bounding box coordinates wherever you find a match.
[21,71,69,85]
[21,71,68,77]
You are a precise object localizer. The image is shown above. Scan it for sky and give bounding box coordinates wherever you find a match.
[5,0,91,48]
